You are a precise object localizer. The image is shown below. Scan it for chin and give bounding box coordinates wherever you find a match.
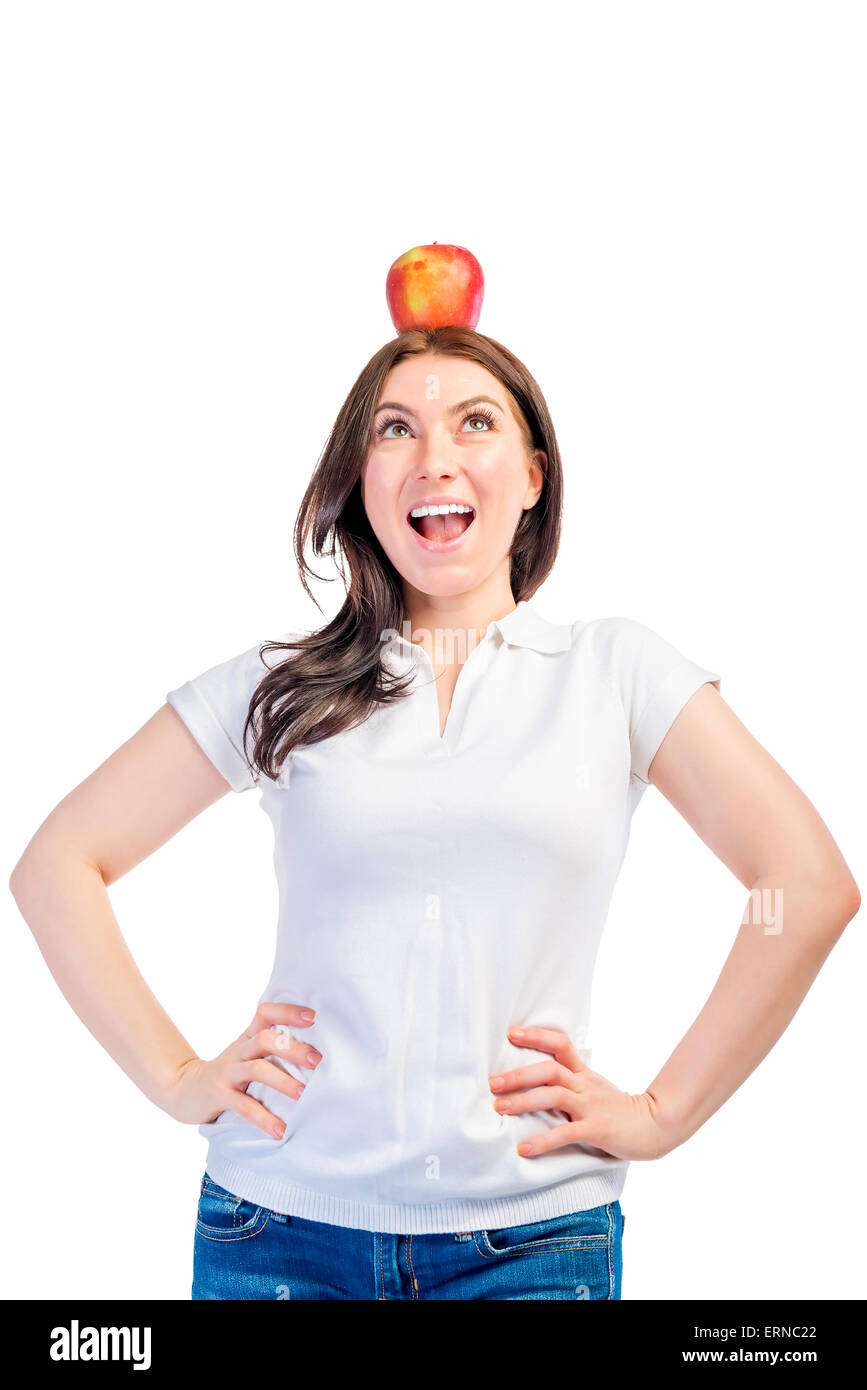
[403,570,475,598]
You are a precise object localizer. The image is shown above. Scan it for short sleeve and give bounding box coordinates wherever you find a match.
[595,616,722,785]
[165,630,302,792]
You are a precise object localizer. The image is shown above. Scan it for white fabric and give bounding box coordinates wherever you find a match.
[165,600,720,1234]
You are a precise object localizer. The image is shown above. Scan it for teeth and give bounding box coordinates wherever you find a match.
[409,503,475,518]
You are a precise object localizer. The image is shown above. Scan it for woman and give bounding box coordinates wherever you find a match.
[10,327,860,1301]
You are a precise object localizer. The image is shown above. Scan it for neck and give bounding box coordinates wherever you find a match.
[400,582,519,668]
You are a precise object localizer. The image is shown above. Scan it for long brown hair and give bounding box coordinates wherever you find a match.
[243,325,564,781]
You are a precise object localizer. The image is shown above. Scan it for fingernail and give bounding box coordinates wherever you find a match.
[301,1009,315,1021]
[490,1076,504,1090]
[272,1122,285,1138]
[510,1028,524,1037]
[306,1051,320,1066]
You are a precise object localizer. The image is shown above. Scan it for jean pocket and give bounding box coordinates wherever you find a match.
[196,1172,271,1241]
[478,1202,616,1257]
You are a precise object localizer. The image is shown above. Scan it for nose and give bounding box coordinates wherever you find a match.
[413,424,461,481]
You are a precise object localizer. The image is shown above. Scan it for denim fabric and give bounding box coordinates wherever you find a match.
[192,1169,624,1300]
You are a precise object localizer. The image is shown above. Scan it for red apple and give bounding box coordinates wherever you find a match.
[386,243,484,332]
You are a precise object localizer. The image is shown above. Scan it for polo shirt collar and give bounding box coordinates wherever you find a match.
[384,599,572,661]
[489,599,573,653]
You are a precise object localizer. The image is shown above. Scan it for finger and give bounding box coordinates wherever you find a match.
[223,1089,290,1140]
[237,1026,322,1070]
[516,1118,605,1158]
[493,1083,582,1121]
[507,1025,586,1073]
[244,1001,317,1038]
[228,1057,307,1103]
[489,1060,573,1094]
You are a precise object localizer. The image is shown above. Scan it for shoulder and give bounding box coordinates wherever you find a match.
[568,614,668,661]
[171,626,310,699]
[256,628,310,669]
[567,614,720,702]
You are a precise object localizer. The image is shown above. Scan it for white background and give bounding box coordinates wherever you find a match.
[2,0,864,1302]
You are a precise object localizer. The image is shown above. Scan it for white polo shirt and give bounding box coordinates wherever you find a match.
[166,599,721,1234]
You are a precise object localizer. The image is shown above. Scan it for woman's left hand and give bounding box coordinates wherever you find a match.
[489,1025,673,1161]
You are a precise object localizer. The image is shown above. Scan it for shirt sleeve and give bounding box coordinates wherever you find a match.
[595,616,722,785]
[165,631,302,792]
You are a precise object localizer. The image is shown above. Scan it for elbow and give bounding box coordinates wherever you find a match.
[766,874,862,945]
[9,856,38,910]
[817,875,861,937]
[10,831,52,903]
[9,860,28,901]
[840,877,861,924]
[10,844,107,907]
[10,846,57,907]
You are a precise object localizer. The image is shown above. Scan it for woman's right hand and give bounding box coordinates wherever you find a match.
[163,1001,322,1139]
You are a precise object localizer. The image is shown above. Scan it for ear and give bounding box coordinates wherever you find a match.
[524,448,547,507]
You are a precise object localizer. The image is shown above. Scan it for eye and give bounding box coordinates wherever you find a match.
[460,407,497,432]
[375,414,412,440]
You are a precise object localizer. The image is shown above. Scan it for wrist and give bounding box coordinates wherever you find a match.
[642,1087,690,1157]
[146,1052,202,1119]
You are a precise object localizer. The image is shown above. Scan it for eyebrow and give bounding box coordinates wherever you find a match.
[373,395,506,417]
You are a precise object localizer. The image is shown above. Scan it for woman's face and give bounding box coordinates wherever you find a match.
[361,353,545,603]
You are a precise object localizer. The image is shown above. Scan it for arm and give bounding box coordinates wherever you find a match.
[9,705,234,1111]
[8,705,316,1131]
[642,681,861,1154]
[489,681,860,1161]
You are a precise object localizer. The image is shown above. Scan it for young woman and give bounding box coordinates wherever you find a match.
[11,327,860,1301]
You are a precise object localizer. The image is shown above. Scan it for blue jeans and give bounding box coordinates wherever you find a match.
[192,1169,624,1300]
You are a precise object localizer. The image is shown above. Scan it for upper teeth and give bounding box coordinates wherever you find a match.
[409,503,475,518]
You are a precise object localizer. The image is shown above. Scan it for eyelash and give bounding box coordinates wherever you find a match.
[374,406,498,439]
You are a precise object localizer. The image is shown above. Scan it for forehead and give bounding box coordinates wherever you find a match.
[379,353,507,404]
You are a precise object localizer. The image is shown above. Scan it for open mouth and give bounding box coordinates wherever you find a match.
[407,504,476,545]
